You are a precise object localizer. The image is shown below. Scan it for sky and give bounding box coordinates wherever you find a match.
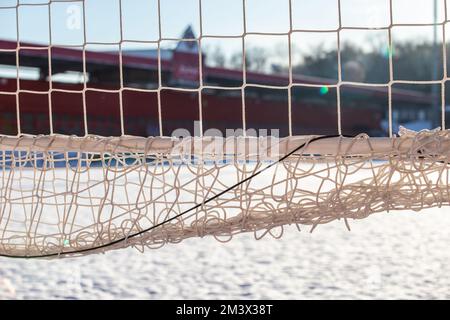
[0,0,447,70]
[0,1,446,42]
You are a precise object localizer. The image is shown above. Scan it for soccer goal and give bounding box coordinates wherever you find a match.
[0,0,449,258]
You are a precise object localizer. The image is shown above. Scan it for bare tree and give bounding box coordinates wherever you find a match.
[246,47,268,72]
[211,46,226,68]
[229,52,242,69]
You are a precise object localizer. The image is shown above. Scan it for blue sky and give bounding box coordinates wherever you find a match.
[0,0,445,42]
[0,0,446,69]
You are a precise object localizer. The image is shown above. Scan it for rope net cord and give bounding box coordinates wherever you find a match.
[0,0,449,258]
[1,129,450,258]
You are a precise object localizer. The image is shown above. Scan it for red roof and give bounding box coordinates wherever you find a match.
[0,39,432,104]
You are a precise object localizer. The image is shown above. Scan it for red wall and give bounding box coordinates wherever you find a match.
[0,78,383,137]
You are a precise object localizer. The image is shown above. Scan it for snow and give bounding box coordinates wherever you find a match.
[1,206,450,299]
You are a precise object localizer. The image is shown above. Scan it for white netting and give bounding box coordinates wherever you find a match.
[0,129,450,258]
[0,0,449,258]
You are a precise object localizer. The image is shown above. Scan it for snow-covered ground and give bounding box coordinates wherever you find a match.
[1,206,450,299]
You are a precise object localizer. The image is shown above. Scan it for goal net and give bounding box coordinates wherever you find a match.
[0,0,449,258]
